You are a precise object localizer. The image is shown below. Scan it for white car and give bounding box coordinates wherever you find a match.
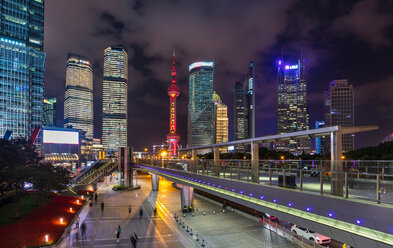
[291,225,331,245]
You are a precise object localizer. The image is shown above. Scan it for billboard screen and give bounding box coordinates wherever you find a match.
[43,130,79,145]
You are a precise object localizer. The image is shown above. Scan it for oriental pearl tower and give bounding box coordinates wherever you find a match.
[166,51,180,156]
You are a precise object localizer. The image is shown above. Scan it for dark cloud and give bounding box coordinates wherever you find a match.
[44,0,393,150]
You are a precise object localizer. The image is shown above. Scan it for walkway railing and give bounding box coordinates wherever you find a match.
[135,158,393,205]
[75,160,117,185]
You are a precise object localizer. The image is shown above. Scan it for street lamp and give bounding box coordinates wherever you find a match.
[161,151,167,168]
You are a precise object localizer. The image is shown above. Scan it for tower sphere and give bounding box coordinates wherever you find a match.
[168,84,180,97]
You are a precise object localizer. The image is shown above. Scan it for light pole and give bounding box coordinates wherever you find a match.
[161,151,167,168]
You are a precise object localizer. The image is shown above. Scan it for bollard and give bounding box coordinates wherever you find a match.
[186,226,189,232]
[196,234,199,241]
[231,208,234,212]
[203,211,206,215]
[192,212,195,217]
[182,221,185,228]
[183,213,186,217]
[178,218,182,225]
[190,228,193,235]
[222,209,225,213]
[174,213,177,219]
[202,239,206,247]
[213,210,216,214]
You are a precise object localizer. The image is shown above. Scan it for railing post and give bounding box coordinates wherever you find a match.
[269,168,272,185]
[283,168,286,188]
[345,172,348,198]
[320,171,323,195]
[238,160,240,181]
[300,169,303,191]
[251,142,259,183]
[377,174,381,204]
[230,162,233,180]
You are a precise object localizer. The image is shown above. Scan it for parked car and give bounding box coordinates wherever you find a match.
[291,225,331,245]
[262,212,278,221]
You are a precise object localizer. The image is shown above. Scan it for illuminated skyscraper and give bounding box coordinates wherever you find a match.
[213,91,228,152]
[64,54,93,140]
[102,45,128,151]
[44,98,57,127]
[188,61,214,152]
[244,61,255,138]
[0,0,45,141]
[324,79,354,152]
[234,82,246,143]
[276,59,309,154]
[315,121,325,154]
[166,52,180,156]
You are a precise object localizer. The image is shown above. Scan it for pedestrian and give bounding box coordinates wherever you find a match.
[94,193,98,202]
[130,235,136,248]
[80,222,86,239]
[139,208,143,219]
[115,225,121,243]
[153,207,157,216]
[73,226,79,240]
[133,232,138,241]
[75,214,80,228]
[128,204,132,215]
[101,201,105,212]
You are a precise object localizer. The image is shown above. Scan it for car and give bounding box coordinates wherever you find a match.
[291,225,331,245]
[263,212,278,221]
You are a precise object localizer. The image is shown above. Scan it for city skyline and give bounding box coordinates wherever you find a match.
[43,0,393,150]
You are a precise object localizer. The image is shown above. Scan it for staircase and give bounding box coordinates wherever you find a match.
[74,160,118,185]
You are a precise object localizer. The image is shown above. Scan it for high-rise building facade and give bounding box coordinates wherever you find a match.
[276,59,309,154]
[244,61,255,139]
[213,91,228,152]
[44,98,57,127]
[188,61,214,152]
[102,45,128,151]
[324,79,354,152]
[64,54,93,140]
[234,82,246,142]
[315,121,325,154]
[0,0,46,141]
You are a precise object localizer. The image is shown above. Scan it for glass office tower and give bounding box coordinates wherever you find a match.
[234,81,246,151]
[0,0,46,141]
[64,54,94,140]
[44,98,56,127]
[324,79,354,153]
[276,59,310,154]
[102,45,128,151]
[244,61,255,138]
[315,121,325,154]
[213,91,228,152]
[188,61,214,152]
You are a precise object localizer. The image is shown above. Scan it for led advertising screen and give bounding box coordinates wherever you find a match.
[43,130,79,145]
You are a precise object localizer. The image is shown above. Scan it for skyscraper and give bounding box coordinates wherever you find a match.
[213,91,228,152]
[188,61,214,152]
[0,0,46,141]
[315,121,325,154]
[44,98,57,127]
[102,45,128,151]
[276,59,309,154]
[64,54,93,140]
[324,79,354,153]
[234,82,246,143]
[166,52,180,156]
[244,61,255,139]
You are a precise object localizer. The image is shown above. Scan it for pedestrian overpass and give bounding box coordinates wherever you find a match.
[132,125,393,248]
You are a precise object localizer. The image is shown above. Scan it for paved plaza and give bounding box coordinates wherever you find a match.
[58,174,300,247]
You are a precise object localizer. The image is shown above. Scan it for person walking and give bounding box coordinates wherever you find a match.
[115,225,121,243]
[101,201,105,212]
[75,214,80,228]
[139,208,143,219]
[80,222,86,239]
[130,235,136,248]
[153,207,157,216]
[94,193,98,202]
[128,204,132,215]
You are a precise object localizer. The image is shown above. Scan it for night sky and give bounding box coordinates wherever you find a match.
[44,0,393,151]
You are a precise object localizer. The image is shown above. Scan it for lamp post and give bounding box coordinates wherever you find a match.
[161,151,167,168]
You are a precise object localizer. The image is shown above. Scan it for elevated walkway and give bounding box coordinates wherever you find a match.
[74,160,117,186]
[135,162,393,248]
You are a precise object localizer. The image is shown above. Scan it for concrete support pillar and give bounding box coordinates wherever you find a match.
[331,131,343,196]
[128,147,134,188]
[191,149,196,160]
[213,147,220,177]
[151,173,159,191]
[251,142,259,183]
[179,184,194,210]
[118,147,128,186]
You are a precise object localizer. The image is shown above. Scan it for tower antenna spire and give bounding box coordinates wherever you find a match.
[167,50,180,156]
